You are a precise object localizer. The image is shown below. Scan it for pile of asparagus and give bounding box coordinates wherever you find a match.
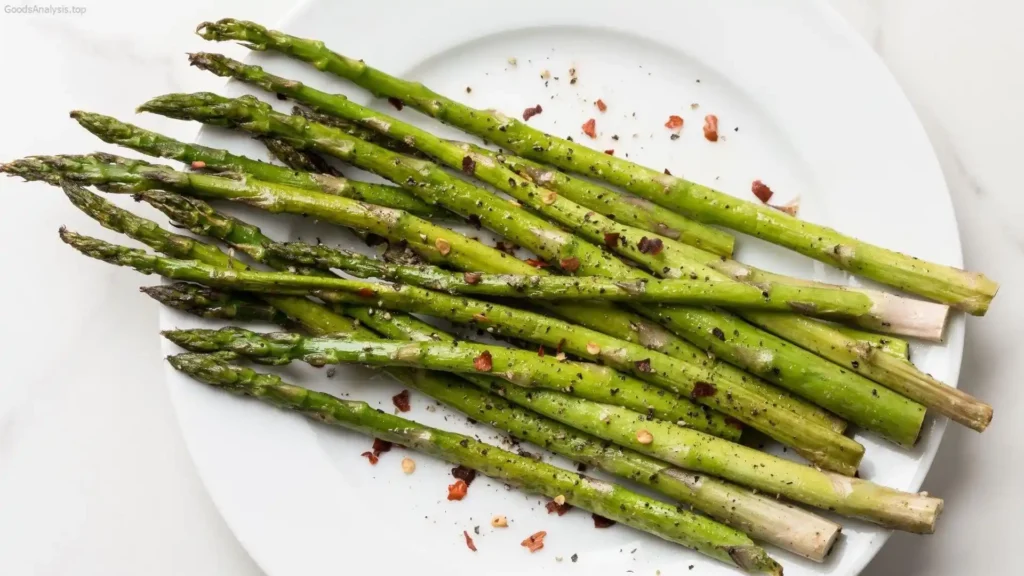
[3,19,1000,574]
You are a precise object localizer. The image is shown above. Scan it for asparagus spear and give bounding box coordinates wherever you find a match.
[196,19,998,314]
[11,157,851,460]
[168,353,780,573]
[133,93,923,449]
[166,333,940,533]
[140,282,292,325]
[830,325,909,361]
[187,52,940,338]
[103,194,864,471]
[258,136,343,176]
[67,111,443,219]
[147,288,840,561]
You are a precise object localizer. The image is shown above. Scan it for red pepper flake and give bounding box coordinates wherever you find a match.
[472,313,489,323]
[751,180,774,203]
[725,417,745,430]
[603,232,620,248]
[461,156,476,175]
[603,149,615,156]
[634,358,653,373]
[691,382,717,398]
[555,338,566,355]
[464,272,483,285]
[357,287,376,298]
[595,99,607,112]
[473,350,493,372]
[387,97,404,111]
[372,438,393,456]
[521,531,547,553]
[435,237,452,256]
[637,236,664,255]
[522,104,543,121]
[463,530,477,551]
[581,118,597,138]
[703,115,719,142]
[537,345,546,357]
[190,160,207,170]
[525,258,550,268]
[448,479,469,501]
[545,501,573,516]
[452,465,477,485]
[392,389,411,412]
[360,451,379,465]
[592,514,616,528]
[664,115,684,133]
[559,257,581,272]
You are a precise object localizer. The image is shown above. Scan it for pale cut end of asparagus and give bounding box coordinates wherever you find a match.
[867,291,951,341]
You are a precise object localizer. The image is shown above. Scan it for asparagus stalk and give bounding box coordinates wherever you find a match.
[133,92,923,449]
[67,111,443,219]
[140,282,292,325]
[259,136,343,176]
[124,194,867,471]
[168,353,779,572]
[196,19,998,314]
[12,157,851,459]
[188,52,939,337]
[147,288,840,561]
[830,325,910,361]
[167,333,940,533]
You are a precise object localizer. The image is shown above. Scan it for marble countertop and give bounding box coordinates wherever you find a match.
[1,1,1021,574]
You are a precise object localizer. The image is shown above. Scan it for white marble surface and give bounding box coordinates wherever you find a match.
[0,1,1021,574]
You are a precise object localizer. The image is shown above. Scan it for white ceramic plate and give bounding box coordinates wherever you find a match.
[161,1,964,574]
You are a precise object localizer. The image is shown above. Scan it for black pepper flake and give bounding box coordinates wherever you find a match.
[387,97,404,110]
[571,554,579,563]
[691,382,717,398]
[712,327,725,341]
[451,465,477,485]
[461,156,476,175]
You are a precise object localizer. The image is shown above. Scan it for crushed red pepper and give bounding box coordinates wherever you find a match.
[634,358,653,373]
[692,382,717,398]
[463,530,477,551]
[751,180,774,203]
[387,97,404,110]
[448,479,469,501]
[664,115,684,132]
[637,237,664,255]
[604,149,615,156]
[559,257,581,272]
[592,514,616,528]
[581,118,597,138]
[464,272,483,284]
[357,287,375,298]
[603,232,620,248]
[372,438,392,456]
[521,531,547,552]
[703,115,719,142]
[392,389,411,412]
[461,156,476,175]
[522,104,543,121]
[360,451,379,465]
[525,258,550,268]
[473,350,494,372]
[545,501,573,516]
[538,345,546,357]
[595,99,607,112]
